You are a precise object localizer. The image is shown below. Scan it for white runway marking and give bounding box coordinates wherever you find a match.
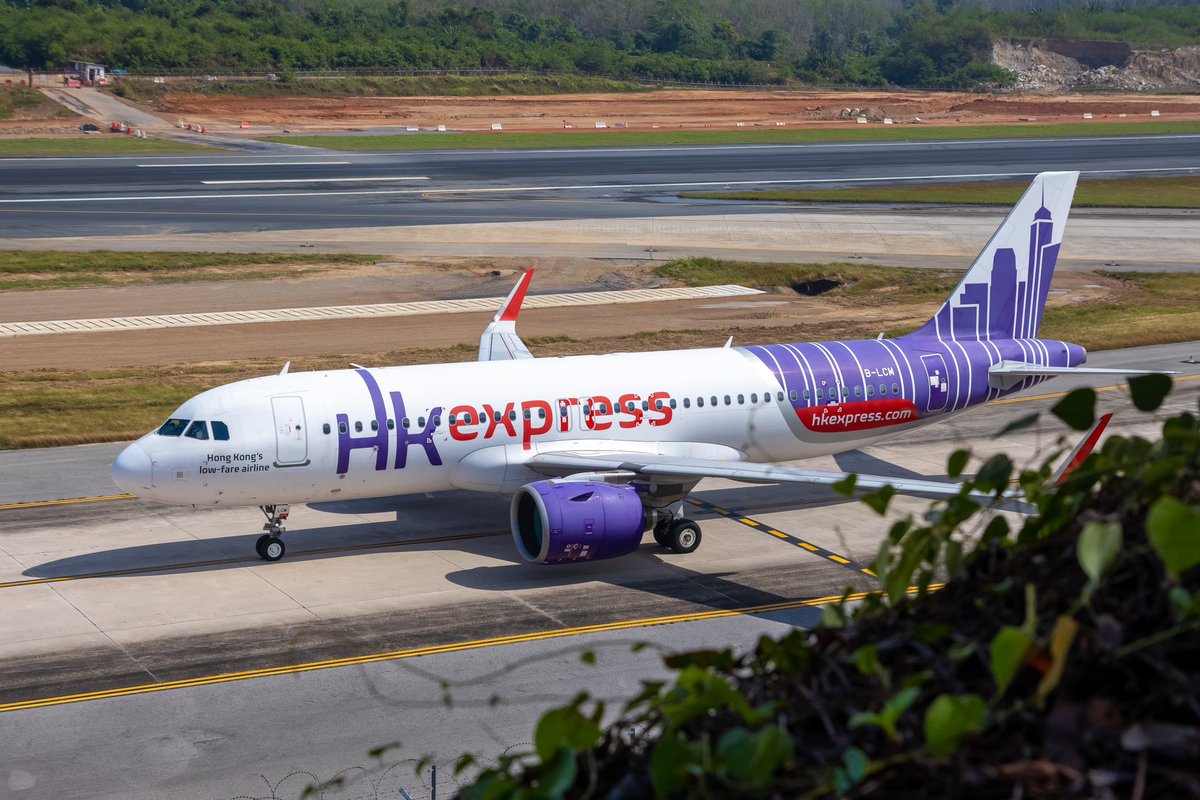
[0,166,1193,204]
[0,285,764,338]
[199,176,429,185]
[138,161,353,168]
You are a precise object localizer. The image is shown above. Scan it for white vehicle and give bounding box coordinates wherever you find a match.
[113,172,1151,564]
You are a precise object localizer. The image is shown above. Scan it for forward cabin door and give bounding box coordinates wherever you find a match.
[272,396,309,466]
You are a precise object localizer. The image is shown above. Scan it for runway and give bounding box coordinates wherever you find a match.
[1,341,1196,799]
[1,134,1198,238]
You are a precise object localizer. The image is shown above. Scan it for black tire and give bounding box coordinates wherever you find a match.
[653,519,671,547]
[257,534,285,561]
[668,520,702,554]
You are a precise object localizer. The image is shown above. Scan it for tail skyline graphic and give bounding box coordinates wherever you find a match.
[909,171,1079,342]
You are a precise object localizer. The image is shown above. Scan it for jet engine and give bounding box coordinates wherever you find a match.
[510,481,648,564]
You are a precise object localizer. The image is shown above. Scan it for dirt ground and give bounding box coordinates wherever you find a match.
[150,89,1200,134]
[0,256,1134,371]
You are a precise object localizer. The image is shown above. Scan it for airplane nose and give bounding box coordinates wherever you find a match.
[112,442,152,494]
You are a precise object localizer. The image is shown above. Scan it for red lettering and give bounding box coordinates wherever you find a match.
[521,400,553,449]
[616,393,643,429]
[483,403,517,439]
[585,395,612,432]
[448,404,479,442]
[647,392,673,426]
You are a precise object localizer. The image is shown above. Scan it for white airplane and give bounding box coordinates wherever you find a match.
[112,171,1150,563]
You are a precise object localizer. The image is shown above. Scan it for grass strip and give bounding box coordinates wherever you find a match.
[680,175,1200,208]
[260,120,1200,152]
[0,250,380,291]
[3,260,1196,450]
[0,137,222,157]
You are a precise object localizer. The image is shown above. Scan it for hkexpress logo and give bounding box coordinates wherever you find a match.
[337,369,675,473]
[795,399,918,433]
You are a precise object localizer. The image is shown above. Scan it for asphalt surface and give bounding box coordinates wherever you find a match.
[1,134,1198,238]
[0,342,1196,800]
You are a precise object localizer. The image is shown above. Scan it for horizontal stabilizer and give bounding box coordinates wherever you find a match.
[479,270,534,362]
[988,360,1174,390]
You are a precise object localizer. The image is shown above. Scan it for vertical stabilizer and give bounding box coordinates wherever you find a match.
[908,171,1079,341]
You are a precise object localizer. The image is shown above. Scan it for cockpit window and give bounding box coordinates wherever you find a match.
[211,421,230,441]
[158,418,189,437]
[184,421,210,440]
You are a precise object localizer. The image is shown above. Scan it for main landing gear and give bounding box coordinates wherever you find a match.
[256,504,289,562]
[653,516,703,554]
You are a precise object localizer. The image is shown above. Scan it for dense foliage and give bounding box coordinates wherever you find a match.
[463,378,1200,798]
[2,0,1199,89]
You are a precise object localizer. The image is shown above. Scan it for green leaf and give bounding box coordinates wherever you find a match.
[1147,497,1200,578]
[1036,615,1079,706]
[990,626,1032,696]
[924,694,987,758]
[843,746,869,786]
[716,725,794,789]
[974,455,1014,494]
[650,733,703,798]
[1128,373,1173,411]
[993,412,1040,438]
[947,449,970,478]
[820,602,848,629]
[832,473,858,497]
[534,706,602,761]
[851,687,920,739]
[945,538,964,578]
[863,484,896,516]
[1077,521,1123,589]
[538,745,578,798]
[1051,388,1096,432]
[853,644,882,677]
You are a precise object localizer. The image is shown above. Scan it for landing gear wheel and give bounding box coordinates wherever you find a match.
[668,520,702,554]
[653,518,671,547]
[256,534,286,562]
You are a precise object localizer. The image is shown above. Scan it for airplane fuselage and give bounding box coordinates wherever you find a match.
[115,334,1083,507]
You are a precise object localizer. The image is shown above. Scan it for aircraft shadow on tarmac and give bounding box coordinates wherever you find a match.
[22,451,932,625]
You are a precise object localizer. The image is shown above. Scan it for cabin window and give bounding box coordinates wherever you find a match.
[402,417,411,428]
[582,404,591,415]
[559,406,569,417]
[599,403,609,414]
[880,384,888,396]
[462,412,474,424]
[789,390,798,402]
[750,393,757,404]
[539,407,546,419]
[387,419,395,430]
[508,410,517,421]
[418,416,426,428]
[655,399,664,410]
[892,383,900,395]
[322,423,331,435]
[776,391,785,402]
[669,399,677,409]
[448,414,457,425]
[697,397,705,408]
[338,421,348,434]
[354,421,363,433]
[184,420,209,440]
[641,400,649,411]
[370,420,379,431]
[817,388,824,400]
[710,396,718,407]
[683,398,691,409]
[724,395,731,406]
[523,409,531,420]
[854,386,862,398]
[433,415,442,427]
[158,418,189,437]
[737,394,744,405]
[802,389,810,400]
[867,385,875,397]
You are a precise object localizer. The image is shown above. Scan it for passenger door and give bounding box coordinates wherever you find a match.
[272,396,309,466]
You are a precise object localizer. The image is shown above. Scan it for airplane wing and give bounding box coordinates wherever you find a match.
[525,449,986,500]
[478,270,534,361]
[988,360,1173,390]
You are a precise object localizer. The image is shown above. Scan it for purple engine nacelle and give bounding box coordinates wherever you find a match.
[510,481,648,564]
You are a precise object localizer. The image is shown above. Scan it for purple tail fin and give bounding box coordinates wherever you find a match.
[908,171,1079,342]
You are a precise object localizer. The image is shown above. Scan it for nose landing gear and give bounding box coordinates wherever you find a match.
[256,504,289,561]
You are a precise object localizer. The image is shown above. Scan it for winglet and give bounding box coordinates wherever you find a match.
[1050,412,1113,486]
[479,270,535,361]
[496,269,534,323]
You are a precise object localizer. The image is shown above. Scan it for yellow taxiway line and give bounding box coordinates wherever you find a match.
[0,584,941,714]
